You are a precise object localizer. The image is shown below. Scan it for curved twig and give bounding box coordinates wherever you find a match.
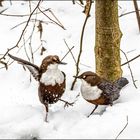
[71,0,92,90]
[121,49,137,89]
[115,116,128,139]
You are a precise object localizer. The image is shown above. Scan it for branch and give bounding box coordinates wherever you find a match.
[115,116,128,139]
[121,49,137,88]
[63,39,77,64]
[38,7,66,30]
[121,54,140,66]
[0,9,49,17]
[119,9,140,18]
[0,0,42,67]
[71,0,92,90]
[61,46,75,62]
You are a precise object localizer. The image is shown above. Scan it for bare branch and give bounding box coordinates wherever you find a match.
[119,9,140,18]
[0,9,49,17]
[121,49,137,88]
[61,46,75,62]
[0,0,42,68]
[49,9,65,30]
[63,39,77,64]
[115,116,128,139]
[38,7,66,30]
[71,0,92,90]
[121,54,140,66]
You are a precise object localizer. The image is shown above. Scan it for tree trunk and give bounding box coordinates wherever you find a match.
[95,0,122,82]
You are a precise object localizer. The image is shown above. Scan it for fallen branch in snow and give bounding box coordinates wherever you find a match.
[121,54,140,66]
[71,0,92,90]
[121,49,137,89]
[0,0,42,69]
[115,115,128,139]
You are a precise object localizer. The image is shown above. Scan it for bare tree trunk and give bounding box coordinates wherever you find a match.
[133,0,140,32]
[95,0,122,82]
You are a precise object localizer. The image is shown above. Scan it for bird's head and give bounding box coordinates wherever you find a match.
[74,71,102,86]
[40,55,66,72]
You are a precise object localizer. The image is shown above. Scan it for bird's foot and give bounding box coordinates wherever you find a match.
[59,99,74,108]
[64,101,74,108]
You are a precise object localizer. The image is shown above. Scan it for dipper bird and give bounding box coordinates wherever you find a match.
[8,54,73,121]
[74,71,129,117]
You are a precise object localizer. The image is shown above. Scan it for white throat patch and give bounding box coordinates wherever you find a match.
[40,64,64,86]
[81,80,102,100]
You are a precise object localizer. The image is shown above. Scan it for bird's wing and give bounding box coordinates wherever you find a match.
[98,81,120,103]
[8,54,40,81]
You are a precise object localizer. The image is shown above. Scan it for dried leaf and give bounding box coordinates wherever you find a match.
[83,0,91,17]
[37,21,43,40]
[40,47,46,55]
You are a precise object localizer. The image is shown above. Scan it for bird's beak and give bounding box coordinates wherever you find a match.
[58,61,67,65]
[73,75,81,79]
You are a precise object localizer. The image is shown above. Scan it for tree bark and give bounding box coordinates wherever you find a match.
[95,0,122,82]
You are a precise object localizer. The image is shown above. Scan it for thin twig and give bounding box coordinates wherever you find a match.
[61,46,75,62]
[121,54,140,66]
[63,39,76,64]
[38,7,66,30]
[0,0,42,68]
[115,116,128,139]
[121,49,137,88]
[49,9,65,30]
[71,0,92,90]
[119,9,140,17]
[0,9,49,17]
[0,8,8,14]
[11,19,50,30]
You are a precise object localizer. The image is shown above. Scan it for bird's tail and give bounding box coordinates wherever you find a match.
[114,77,129,90]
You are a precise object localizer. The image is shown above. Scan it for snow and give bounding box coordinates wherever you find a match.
[0,0,140,139]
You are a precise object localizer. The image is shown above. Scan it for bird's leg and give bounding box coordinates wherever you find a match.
[87,105,98,117]
[44,102,48,122]
[59,99,74,108]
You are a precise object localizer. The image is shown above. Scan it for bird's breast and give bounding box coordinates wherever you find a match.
[81,80,102,101]
[40,69,65,86]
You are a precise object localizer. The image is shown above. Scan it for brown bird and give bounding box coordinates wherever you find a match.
[74,71,129,117]
[8,54,73,121]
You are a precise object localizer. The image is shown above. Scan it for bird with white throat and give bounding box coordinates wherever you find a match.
[8,54,74,121]
[74,71,129,117]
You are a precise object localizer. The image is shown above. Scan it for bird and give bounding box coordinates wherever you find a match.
[74,71,129,117]
[8,54,74,121]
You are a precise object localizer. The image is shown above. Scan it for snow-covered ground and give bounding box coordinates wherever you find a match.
[0,1,140,139]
